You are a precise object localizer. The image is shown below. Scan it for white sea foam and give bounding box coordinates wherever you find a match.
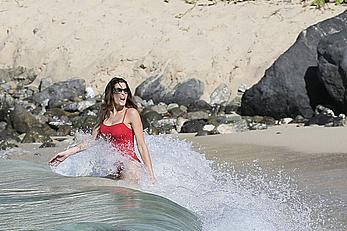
[53,132,330,231]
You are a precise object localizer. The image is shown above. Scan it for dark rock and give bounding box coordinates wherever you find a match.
[9,105,54,135]
[215,113,242,124]
[0,66,37,87]
[33,79,85,106]
[187,99,212,112]
[22,130,52,143]
[304,105,342,126]
[225,96,242,114]
[180,119,207,133]
[140,109,163,130]
[305,113,334,126]
[135,75,171,104]
[39,78,53,91]
[39,142,56,148]
[187,111,209,120]
[317,29,347,113]
[172,79,204,106]
[0,126,20,143]
[56,125,73,136]
[0,140,18,150]
[150,103,168,115]
[292,115,307,123]
[152,118,176,134]
[0,92,15,110]
[135,77,204,106]
[71,115,97,132]
[248,123,267,130]
[241,11,347,119]
[195,130,209,136]
[63,99,96,112]
[168,107,186,118]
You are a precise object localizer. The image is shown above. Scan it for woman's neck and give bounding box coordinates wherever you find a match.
[113,105,125,113]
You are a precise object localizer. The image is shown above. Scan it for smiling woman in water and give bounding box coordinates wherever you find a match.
[49,77,155,182]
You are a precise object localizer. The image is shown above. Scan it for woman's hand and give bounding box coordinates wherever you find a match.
[148,174,156,184]
[48,145,82,166]
[48,152,70,166]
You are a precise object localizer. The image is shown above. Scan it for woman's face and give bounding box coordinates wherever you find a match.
[113,82,129,107]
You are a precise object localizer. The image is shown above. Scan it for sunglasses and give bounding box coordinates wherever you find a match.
[113,87,130,94]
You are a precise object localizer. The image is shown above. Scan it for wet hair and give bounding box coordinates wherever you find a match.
[95,77,138,129]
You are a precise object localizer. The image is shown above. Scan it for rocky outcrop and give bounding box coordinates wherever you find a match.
[317,29,347,113]
[33,79,85,107]
[241,10,347,119]
[135,77,204,106]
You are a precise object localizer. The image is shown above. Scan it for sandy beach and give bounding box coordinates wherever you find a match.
[181,125,347,196]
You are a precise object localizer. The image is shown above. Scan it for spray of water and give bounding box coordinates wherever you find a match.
[52,133,332,231]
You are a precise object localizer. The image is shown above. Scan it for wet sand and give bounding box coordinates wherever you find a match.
[179,124,347,229]
[179,125,347,198]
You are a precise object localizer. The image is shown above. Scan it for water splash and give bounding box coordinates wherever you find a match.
[53,133,337,231]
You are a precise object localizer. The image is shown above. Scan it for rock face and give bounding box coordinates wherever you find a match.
[241,11,347,119]
[33,79,85,107]
[317,29,347,113]
[135,75,170,104]
[135,77,204,106]
[172,79,204,106]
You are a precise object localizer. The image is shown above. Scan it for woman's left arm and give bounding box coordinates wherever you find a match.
[128,108,155,181]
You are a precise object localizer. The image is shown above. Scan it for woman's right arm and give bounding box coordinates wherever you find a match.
[48,126,100,166]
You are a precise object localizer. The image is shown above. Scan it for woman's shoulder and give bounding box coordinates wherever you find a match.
[126,107,140,118]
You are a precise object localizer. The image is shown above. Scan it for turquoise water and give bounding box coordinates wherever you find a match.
[0,134,345,230]
[0,160,201,231]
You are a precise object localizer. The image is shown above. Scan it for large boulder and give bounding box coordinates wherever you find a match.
[9,105,54,135]
[241,11,347,119]
[135,75,171,104]
[135,77,204,106]
[32,79,85,107]
[317,29,347,113]
[172,79,204,106]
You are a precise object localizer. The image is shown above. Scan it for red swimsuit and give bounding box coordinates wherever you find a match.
[99,109,140,162]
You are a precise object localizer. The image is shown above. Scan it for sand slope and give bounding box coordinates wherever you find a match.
[1,0,346,99]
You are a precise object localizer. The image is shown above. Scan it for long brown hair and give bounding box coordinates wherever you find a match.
[95,77,138,129]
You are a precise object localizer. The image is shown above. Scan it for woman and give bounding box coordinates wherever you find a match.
[49,77,155,182]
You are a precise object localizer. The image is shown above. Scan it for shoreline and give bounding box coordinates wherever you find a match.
[2,124,347,228]
[4,125,347,199]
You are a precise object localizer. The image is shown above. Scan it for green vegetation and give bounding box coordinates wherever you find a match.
[311,0,346,8]
[182,0,346,8]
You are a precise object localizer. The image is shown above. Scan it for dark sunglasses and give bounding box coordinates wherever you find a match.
[113,87,130,94]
